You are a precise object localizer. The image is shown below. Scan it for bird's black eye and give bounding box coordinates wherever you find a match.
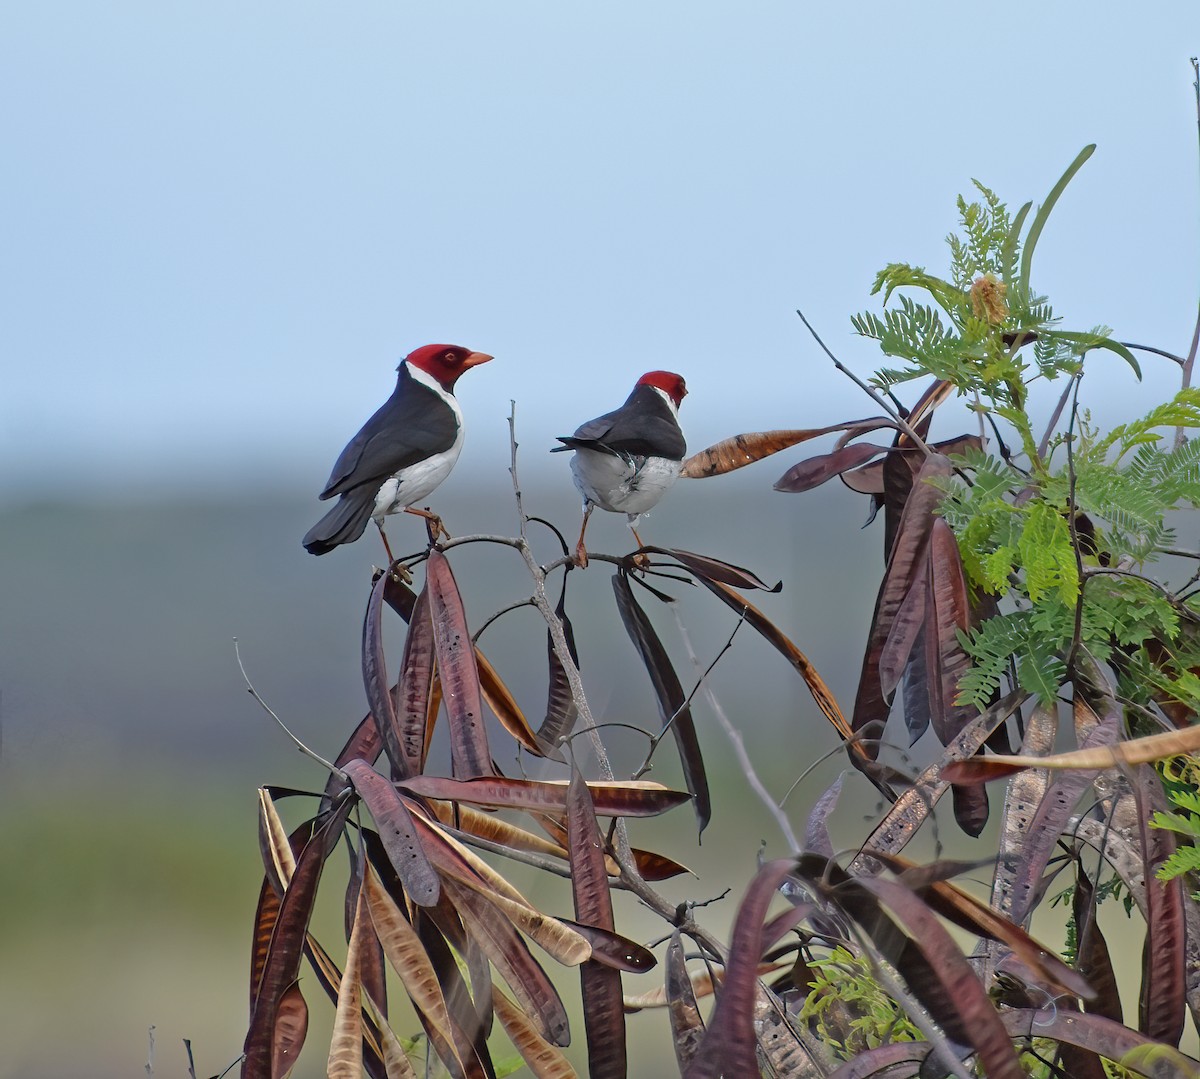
[444,351,459,364]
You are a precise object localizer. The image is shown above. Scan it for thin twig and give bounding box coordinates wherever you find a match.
[472,597,537,644]
[1084,565,1199,610]
[1158,547,1200,560]
[631,613,746,780]
[671,610,801,851]
[234,638,345,779]
[1036,369,1079,460]
[507,399,527,539]
[1120,341,1186,366]
[795,307,935,458]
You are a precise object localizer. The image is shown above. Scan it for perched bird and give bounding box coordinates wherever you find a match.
[553,370,687,566]
[303,344,493,558]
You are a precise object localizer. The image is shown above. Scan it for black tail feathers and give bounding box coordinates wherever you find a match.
[302,492,376,555]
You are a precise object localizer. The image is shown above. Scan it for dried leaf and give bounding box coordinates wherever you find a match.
[344,844,389,1021]
[925,519,973,746]
[567,769,626,1077]
[243,800,353,1079]
[443,877,572,1047]
[566,767,614,934]
[537,578,578,757]
[665,932,704,1074]
[364,866,466,1075]
[878,567,926,702]
[344,759,440,907]
[363,571,402,777]
[852,453,953,758]
[302,937,393,1079]
[399,774,690,816]
[392,582,435,778]
[559,921,655,973]
[327,881,367,1079]
[324,715,383,809]
[1135,764,1186,1045]
[774,442,890,493]
[491,986,578,1079]
[426,800,570,861]
[476,647,545,757]
[803,775,843,858]
[257,787,299,897]
[643,548,782,592]
[682,421,893,478]
[941,718,1200,781]
[272,982,308,1079]
[426,549,494,778]
[1073,858,1122,1024]
[612,571,711,832]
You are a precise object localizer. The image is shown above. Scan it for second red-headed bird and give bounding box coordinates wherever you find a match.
[303,344,492,557]
[553,370,688,566]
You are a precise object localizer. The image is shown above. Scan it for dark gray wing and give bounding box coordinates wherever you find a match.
[553,383,685,460]
[318,365,459,499]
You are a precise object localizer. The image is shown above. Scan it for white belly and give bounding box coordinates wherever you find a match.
[570,450,681,519]
[372,441,463,519]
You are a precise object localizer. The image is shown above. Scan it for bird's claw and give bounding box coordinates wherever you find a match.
[573,541,590,569]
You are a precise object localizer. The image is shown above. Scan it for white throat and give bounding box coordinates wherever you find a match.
[646,384,679,417]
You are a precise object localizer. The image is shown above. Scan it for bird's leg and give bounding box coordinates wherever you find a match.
[375,521,412,582]
[376,520,397,564]
[629,520,651,569]
[574,504,594,568]
[404,506,451,543]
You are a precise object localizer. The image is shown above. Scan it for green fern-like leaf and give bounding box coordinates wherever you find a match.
[957,611,1028,709]
[1016,645,1067,701]
[1156,842,1200,884]
[1018,500,1079,605]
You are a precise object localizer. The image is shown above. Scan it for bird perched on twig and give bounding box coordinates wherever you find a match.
[303,344,493,559]
[553,370,687,567]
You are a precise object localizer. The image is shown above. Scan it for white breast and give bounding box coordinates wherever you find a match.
[372,370,465,519]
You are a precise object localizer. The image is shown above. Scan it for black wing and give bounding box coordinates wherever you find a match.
[318,365,459,499]
[553,384,685,460]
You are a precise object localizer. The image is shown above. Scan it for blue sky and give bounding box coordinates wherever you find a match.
[3,3,1198,501]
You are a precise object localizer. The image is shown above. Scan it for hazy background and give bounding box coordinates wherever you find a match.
[2,4,1198,1076]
